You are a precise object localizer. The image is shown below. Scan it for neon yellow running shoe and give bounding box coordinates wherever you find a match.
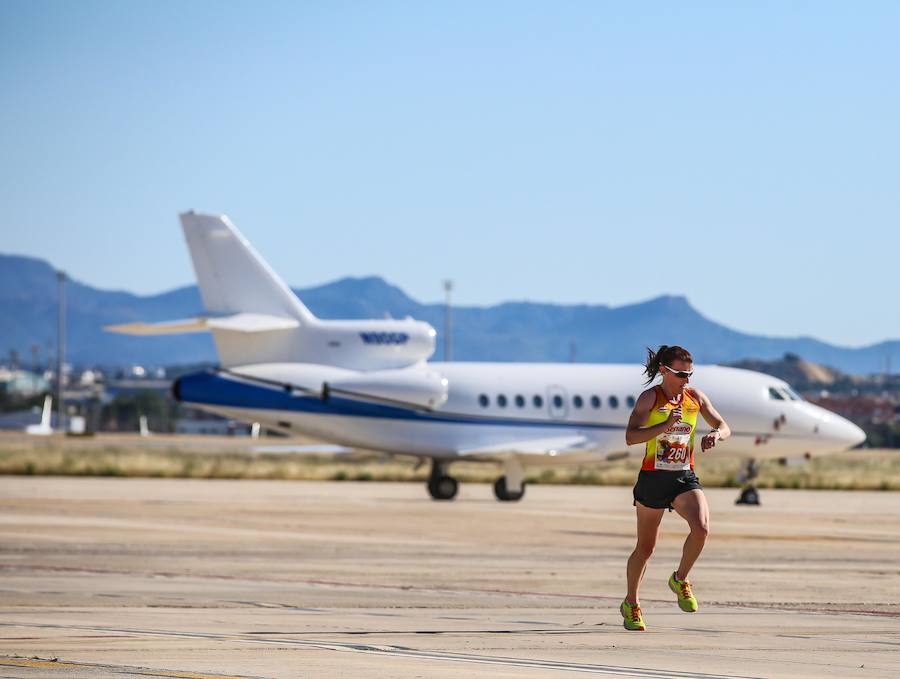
[668,571,698,612]
[620,600,646,631]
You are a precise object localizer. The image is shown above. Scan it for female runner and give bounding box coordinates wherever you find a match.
[620,345,730,631]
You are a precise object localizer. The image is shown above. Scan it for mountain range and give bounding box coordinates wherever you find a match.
[1,253,897,375]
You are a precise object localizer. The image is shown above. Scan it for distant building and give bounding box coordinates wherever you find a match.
[78,369,103,386]
[809,394,900,425]
[0,407,56,431]
[175,408,254,436]
[104,378,171,399]
[0,368,49,398]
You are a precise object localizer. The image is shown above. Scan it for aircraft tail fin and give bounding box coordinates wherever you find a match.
[179,211,316,325]
[139,415,150,437]
[40,395,52,428]
[25,395,53,435]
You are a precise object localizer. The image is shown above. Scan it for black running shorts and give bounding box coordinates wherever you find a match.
[632,469,703,511]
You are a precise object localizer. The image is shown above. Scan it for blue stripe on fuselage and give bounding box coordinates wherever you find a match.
[176,371,625,430]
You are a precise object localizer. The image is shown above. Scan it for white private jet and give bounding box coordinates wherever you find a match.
[108,212,865,501]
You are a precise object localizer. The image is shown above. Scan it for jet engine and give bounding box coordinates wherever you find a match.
[310,318,437,371]
[325,366,449,410]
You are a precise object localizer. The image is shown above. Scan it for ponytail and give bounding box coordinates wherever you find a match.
[643,345,693,385]
[643,345,666,385]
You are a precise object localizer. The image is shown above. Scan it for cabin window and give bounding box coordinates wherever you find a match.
[479,394,489,407]
[573,395,583,409]
[497,394,508,408]
[515,394,525,408]
[590,395,601,409]
[533,395,544,408]
[608,396,619,409]
[626,395,636,408]
[553,395,564,408]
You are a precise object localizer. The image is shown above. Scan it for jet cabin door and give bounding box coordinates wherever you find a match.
[547,385,568,420]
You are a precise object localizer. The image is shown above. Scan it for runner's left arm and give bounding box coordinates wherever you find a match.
[695,390,730,450]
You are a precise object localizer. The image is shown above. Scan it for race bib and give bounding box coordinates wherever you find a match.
[655,422,692,470]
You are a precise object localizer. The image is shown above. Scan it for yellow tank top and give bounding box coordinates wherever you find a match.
[641,386,701,471]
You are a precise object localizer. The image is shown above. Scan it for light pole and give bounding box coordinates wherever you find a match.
[443,279,453,362]
[57,270,66,433]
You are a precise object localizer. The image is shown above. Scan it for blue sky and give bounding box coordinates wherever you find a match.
[1,1,898,347]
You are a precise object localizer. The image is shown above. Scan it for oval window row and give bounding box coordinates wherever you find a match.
[478,394,636,409]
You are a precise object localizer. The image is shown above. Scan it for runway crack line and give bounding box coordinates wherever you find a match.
[0,656,272,679]
[1,623,762,679]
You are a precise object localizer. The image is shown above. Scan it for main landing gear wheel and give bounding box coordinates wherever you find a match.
[427,461,458,501]
[493,476,526,502]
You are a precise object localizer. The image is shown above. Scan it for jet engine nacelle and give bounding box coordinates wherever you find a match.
[173,363,448,412]
[314,318,437,370]
[326,366,449,410]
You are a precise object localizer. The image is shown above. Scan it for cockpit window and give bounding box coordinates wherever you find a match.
[784,386,803,401]
[774,387,799,401]
[769,387,803,401]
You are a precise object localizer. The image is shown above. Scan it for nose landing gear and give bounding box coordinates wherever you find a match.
[735,485,760,505]
[735,458,761,506]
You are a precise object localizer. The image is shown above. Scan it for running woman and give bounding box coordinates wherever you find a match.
[620,345,730,631]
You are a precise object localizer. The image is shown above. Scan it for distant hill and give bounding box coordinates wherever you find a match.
[1,253,898,374]
[727,353,847,387]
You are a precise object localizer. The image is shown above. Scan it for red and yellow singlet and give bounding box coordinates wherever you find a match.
[641,387,702,471]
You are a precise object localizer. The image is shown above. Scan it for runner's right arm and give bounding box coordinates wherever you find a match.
[625,388,681,446]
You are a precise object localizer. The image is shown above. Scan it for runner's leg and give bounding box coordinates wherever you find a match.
[626,502,665,603]
[671,489,709,580]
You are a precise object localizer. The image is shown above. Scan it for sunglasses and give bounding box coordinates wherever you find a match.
[663,365,693,379]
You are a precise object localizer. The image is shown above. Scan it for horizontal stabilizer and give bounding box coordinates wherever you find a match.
[106,313,300,336]
[458,435,591,457]
[207,313,300,333]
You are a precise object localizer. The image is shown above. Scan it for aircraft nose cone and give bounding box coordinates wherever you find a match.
[804,403,867,452]
[839,419,867,448]
[820,416,866,450]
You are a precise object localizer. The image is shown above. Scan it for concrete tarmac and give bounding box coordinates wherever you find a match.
[1,477,898,678]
